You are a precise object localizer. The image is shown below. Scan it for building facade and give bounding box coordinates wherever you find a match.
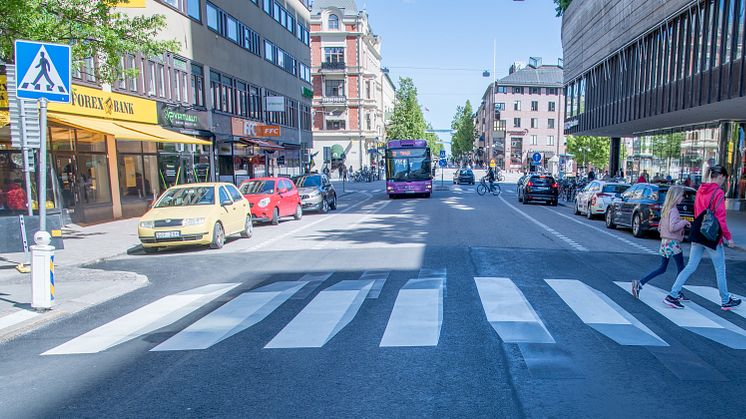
[309,0,395,175]
[563,0,746,207]
[0,0,314,224]
[476,58,566,173]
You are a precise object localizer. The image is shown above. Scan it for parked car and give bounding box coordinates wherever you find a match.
[574,181,630,219]
[293,174,337,213]
[605,183,696,237]
[518,174,559,206]
[138,182,252,252]
[240,177,302,225]
[453,168,475,185]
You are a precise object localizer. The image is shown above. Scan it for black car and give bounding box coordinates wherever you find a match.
[605,183,696,237]
[453,168,475,185]
[292,174,337,213]
[518,174,559,206]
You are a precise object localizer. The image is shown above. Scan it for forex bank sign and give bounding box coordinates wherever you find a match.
[48,84,157,124]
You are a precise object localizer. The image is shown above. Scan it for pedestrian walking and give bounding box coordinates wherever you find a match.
[665,165,742,310]
[631,186,690,298]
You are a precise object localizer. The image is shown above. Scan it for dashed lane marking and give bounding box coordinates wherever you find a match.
[499,196,588,252]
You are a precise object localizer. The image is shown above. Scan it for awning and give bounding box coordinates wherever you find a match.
[242,138,284,150]
[331,144,345,159]
[48,113,211,145]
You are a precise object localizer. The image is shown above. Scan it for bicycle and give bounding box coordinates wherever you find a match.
[476,177,501,197]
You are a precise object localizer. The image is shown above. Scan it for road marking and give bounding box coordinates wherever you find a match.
[546,279,668,346]
[544,207,657,255]
[499,197,588,252]
[311,199,392,250]
[0,310,40,330]
[361,271,390,299]
[265,279,374,349]
[291,272,334,299]
[615,282,746,349]
[151,281,307,351]
[684,285,745,317]
[419,268,447,297]
[244,192,373,252]
[42,283,240,355]
[380,277,444,347]
[474,277,555,343]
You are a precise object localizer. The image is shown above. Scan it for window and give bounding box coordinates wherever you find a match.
[187,0,201,21]
[286,14,295,34]
[497,86,507,93]
[366,113,371,130]
[299,63,311,83]
[157,63,166,98]
[249,85,262,120]
[286,99,298,128]
[147,61,156,95]
[301,105,311,130]
[513,117,521,128]
[236,81,248,117]
[126,54,137,92]
[530,101,538,111]
[530,118,538,129]
[242,26,261,56]
[547,87,558,95]
[210,70,235,113]
[325,80,344,96]
[548,118,555,129]
[366,81,371,99]
[530,135,537,145]
[206,2,219,31]
[226,16,239,42]
[512,86,524,94]
[263,0,271,14]
[495,102,505,111]
[326,120,346,130]
[84,57,96,82]
[265,41,275,63]
[191,63,205,107]
[274,2,281,22]
[530,87,541,95]
[117,56,126,89]
[324,47,344,63]
[297,23,310,46]
[548,101,556,112]
[547,135,555,146]
[227,185,243,202]
[513,101,521,111]
[329,14,340,29]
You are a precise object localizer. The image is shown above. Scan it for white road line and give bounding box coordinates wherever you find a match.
[419,268,447,297]
[265,279,374,349]
[292,272,334,299]
[42,283,240,355]
[546,279,667,346]
[474,277,555,344]
[544,207,657,255]
[244,192,373,252]
[311,200,392,250]
[361,271,390,299]
[380,277,444,347]
[615,282,746,349]
[0,310,40,330]
[684,285,745,318]
[151,281,307,351]
[499,197,588,252]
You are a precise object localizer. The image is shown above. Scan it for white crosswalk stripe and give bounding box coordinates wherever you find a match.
[684,285,746,318]
[42,283,240,355]
[380,277,443,347]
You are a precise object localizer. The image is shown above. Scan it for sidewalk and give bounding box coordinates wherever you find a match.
[0,218,148,341]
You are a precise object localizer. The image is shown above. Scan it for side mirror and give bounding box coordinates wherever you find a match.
[221,199,233,206]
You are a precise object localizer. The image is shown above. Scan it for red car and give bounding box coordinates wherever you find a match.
[239,177,302,225]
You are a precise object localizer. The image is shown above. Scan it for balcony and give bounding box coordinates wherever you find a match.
[321,96,347,105]
[321,61,346,71]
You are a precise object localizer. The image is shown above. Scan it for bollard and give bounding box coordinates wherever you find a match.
[31,231,55,311]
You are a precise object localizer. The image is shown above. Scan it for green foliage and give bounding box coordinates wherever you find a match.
[0,0,179,84]
[425,122,444,158]
[386,77,427,140]
[566,135,610,169]
[450,100,476,160]
[554,0,573,17]
[651,133,683,172]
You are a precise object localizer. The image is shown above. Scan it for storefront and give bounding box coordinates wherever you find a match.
[213,116,287,185]
[157,103,214,187]
[1,82,211,224]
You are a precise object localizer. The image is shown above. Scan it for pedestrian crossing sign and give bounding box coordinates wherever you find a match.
[14,40,71,103]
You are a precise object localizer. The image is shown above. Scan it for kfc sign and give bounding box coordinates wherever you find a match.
[231,117,281,137]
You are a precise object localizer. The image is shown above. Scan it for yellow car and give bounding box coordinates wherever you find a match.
[138,183,252,252]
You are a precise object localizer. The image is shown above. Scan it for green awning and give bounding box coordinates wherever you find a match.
[331,144,345,160]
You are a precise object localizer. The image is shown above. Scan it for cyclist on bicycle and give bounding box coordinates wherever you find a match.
[487,167,496,189]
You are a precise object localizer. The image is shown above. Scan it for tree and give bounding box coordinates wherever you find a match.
[566,136,610,170]
[450,100,476,161]
[386,77,427,140]
[425,122,444,158]
[0,0,178,84]
[553,0,573,16]
[651,133,683,174]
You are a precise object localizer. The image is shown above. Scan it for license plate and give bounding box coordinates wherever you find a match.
[683,216,694,222]
[155,230,181,239]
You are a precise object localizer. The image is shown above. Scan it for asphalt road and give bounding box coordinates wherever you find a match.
[3,171,746,418]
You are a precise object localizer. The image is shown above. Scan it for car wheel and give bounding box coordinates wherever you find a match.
[210,222,225,249]
[518,192,523,202]
[142,246,158,254]
[605,209,616,229]
[240,216,253,238]
[551,200,558,207]
[294,204,303,221]
[271,207,280,225]
[522,196,528,205]
[321,199,330,213]
[586,204,594,219]
[632,213,645,238]
[330,195,337,210]
[574,200,581,215]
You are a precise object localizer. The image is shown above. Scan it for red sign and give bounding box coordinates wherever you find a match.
[256,125,281,137]
[231,117,281,137]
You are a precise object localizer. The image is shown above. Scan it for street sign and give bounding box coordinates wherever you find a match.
[439,150,446,159]
[489,159,496,168]
[14,40,71,103]
[7,66,42,149]
[439,159,447,168]
[532,152,542,163]
[265,96,285,112]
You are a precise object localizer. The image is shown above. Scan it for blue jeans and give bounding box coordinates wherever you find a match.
[669,243,730,304]
[640,253,684,286]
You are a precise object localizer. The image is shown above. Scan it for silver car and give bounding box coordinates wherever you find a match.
[574,181,630,219]
[293,174,337,213]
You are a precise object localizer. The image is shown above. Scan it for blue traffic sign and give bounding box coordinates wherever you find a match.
[532,152,542,163]
[439,149,446,158]
[438,159,447,167]
[14,40,71,103]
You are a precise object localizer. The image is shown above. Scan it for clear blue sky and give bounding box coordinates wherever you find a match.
[361,0,564,151]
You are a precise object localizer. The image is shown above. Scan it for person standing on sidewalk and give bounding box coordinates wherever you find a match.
[665,165,742,310]
[632,186,690,298]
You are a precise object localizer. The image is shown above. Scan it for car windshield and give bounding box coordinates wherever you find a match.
[240,180,276,195]
[603,184,629,194]
[293,176,321,188]
[155,186,215,208]
[460,170,472,175]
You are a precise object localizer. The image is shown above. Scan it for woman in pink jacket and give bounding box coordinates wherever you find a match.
[665,165,742,310]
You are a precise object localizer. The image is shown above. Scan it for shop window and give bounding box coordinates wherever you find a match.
[75,131,107,153]
[76,154,111,204]
[116,139,142,154]
[50,126,75,151]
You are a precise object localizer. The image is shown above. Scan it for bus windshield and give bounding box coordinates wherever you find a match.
[386,148,432,181]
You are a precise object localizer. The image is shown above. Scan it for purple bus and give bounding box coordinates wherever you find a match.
[385,139,433,198]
